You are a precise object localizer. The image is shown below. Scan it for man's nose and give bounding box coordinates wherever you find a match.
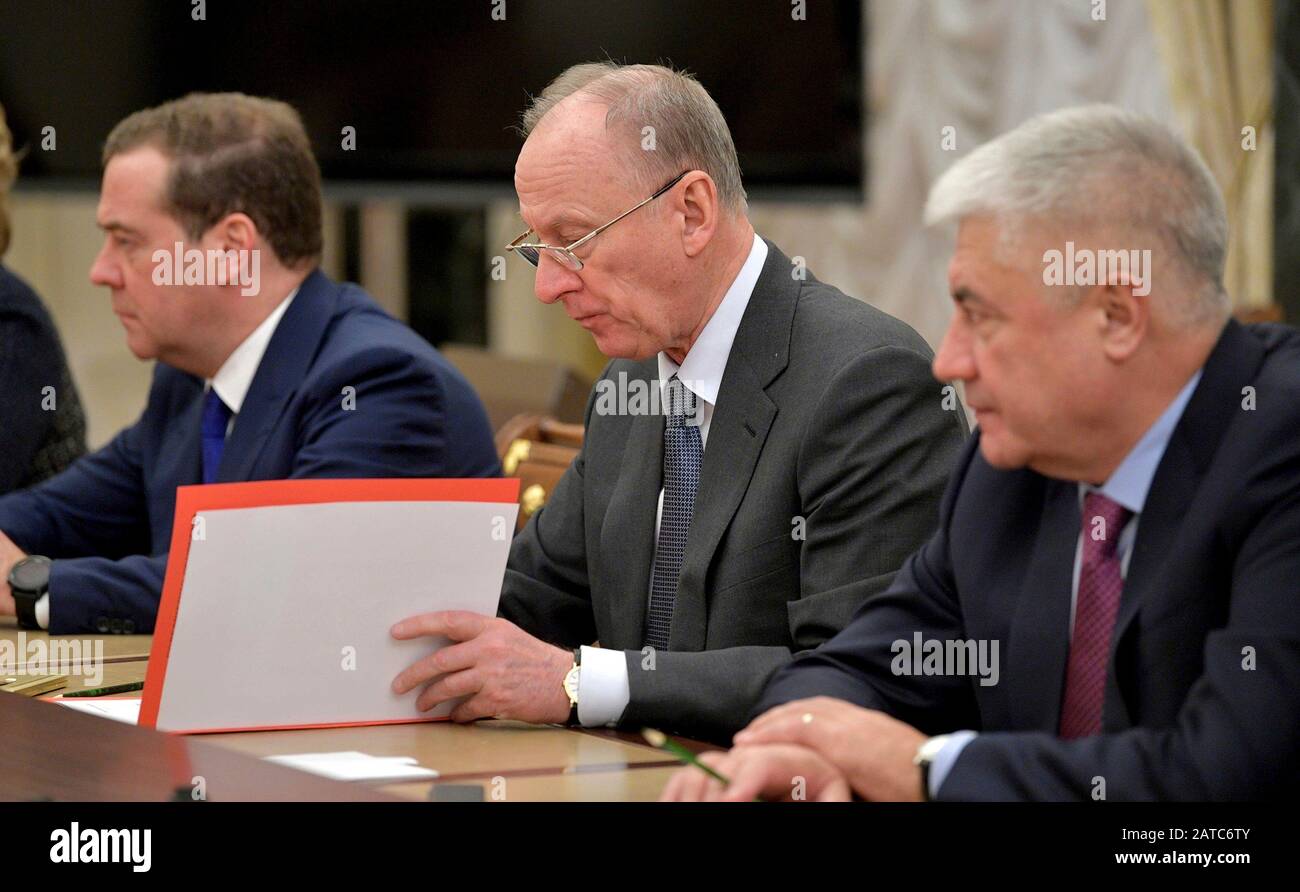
[532,253,579,305]
[89,243,122,289]
[932,319,975,383]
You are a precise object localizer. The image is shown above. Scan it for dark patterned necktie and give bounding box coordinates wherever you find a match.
[1059,491,1132,738]
[645,375,702,651]
[201,389,233,484]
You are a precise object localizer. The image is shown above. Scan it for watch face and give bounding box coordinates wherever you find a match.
[10,556,51,592]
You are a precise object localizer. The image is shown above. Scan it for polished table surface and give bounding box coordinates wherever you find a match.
[0,685,396,802]
[386,765,683,802]
[1,621,706,801]
[0,620,152,664]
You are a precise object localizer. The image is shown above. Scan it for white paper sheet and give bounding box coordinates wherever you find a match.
[57,698,142,724]
[264,750,439,782]
[155,498,516,732]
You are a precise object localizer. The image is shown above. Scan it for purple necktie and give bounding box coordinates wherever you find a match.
[1059,491,1132,739]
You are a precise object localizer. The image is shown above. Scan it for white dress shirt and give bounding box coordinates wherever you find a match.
[209,288,298,422]
[35,288,298,628]
[576,234,769,726]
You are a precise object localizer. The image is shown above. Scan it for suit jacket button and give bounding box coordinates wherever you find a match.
[109,618,123,634]
[95,618,110,633]
[122,619,136,634]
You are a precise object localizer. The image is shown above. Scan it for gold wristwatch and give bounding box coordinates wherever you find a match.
[562,648,581,726]
[913,734,951,801]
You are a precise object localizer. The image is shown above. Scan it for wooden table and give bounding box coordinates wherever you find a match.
[2,617,152,694]
[1,618,152,664]
[0,686,396,801]
[2,623,706,801]
[387,765,683,802]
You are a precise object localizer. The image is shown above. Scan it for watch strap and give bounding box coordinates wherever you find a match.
[12,589,40,630]
[8,556,51,631]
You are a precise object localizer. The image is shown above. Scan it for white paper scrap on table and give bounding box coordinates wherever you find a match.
[57,698,142,724]
[265,751,439,783]
[155,498,516,732]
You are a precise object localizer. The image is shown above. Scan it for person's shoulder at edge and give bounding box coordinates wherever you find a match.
[1226,321,1300,454]
[0,263,61,334]
[1247,320,1300,385]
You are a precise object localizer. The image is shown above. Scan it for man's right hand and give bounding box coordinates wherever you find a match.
[0,530,24,618]
[658,743,852,802]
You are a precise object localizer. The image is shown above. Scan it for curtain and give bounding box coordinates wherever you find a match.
[1147,0,1275,311]
[748,0,1177,353]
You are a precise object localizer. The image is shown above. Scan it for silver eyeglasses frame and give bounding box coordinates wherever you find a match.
[505,170,690,271]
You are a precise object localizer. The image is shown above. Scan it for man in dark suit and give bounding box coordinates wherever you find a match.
[390,63,967,741]
[662,105,1300,800]
[0,93,499,635]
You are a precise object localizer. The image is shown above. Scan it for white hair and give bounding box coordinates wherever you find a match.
[521,62,747,214]
[924,104,1230,325]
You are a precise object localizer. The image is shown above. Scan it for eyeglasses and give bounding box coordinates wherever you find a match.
[506,170,690,271]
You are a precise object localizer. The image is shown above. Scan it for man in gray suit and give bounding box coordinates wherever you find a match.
[391,62,966,741]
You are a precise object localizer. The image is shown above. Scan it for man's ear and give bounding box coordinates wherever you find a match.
[210,212,258,253]
[679,172,719,258]
[1096,281,1148,361]
[204,213,258,287]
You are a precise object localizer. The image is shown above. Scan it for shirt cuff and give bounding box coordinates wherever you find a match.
[576,645,630,727]
[928,730,977,798]
[35,593,50,630]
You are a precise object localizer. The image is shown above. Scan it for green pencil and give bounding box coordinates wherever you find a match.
[641,728,733,784]
[61,681,145,698]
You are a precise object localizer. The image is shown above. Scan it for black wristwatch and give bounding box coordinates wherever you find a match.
[8,555,52,630]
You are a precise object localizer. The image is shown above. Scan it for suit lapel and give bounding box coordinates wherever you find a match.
[174,376,206,486]
[669,239,796,651]
[672,362,776,651]
[217,269,338,482]
[1108,320,1265,722]
[1005,480,1079,731]
[1106,434,1197,728]
[598,368,664,650]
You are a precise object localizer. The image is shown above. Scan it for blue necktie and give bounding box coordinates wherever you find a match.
[201,389,232,484]
[645,375,702,651]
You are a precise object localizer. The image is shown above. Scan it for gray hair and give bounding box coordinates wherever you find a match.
[924,104,1230,325]
[520,62,747,214]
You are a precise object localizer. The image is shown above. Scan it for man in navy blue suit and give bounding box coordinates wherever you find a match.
[663,105,1300,802]
[0,93,499,635]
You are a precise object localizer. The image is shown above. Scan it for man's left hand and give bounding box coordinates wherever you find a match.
[733,696,928,801]
[390,611,573,725]
[659,743,853,802]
